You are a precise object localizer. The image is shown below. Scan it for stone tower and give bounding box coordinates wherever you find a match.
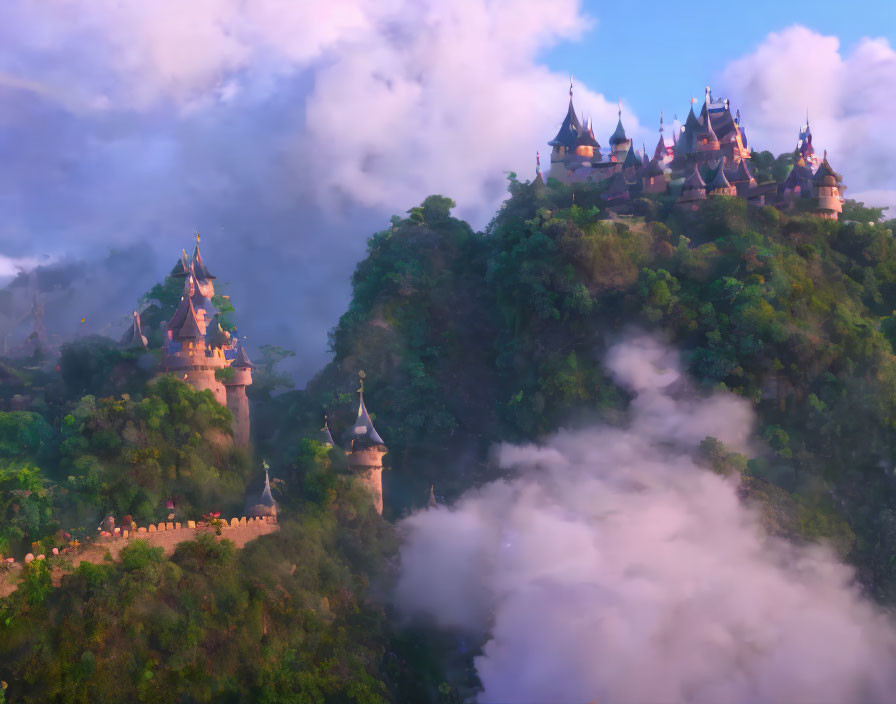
[342,373,387,515]
[224,343,254,448]
[160,238,252,445]
[814,152,843,220]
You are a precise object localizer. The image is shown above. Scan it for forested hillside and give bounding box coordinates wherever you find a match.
[2,173,896,702]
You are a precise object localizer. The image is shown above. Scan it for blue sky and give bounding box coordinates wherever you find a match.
[545,0,896,140]
[1,0,894,381]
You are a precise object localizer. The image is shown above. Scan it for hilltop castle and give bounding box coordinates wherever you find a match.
[135,238,254,447]
[541,82,844,220]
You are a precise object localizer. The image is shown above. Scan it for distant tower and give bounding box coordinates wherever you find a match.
[533,151,546,193]
[608,100,632,160]
[224,342,254,448]
[248,461,277,518]
[343,372,387,515]
[814,151,843,220]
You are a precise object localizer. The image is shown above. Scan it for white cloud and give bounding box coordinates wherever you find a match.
[720,25,896,208]
[396,336,896,703]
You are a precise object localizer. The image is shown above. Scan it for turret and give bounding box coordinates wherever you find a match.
[641,156,666,194]
[707,157,737,197]
[677,164,707,208]
[224,341,253,447]
[548,77,583,181]
[248,462,277,519]
[609,100,632,160]
[814,151,843,220]
[343,372,387,514]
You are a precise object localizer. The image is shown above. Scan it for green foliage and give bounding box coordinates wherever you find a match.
[0,462,56,557]
[57,376,247,526]
[841,200,888,224]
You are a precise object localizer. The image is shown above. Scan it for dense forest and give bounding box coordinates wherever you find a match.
[1,164,895,701]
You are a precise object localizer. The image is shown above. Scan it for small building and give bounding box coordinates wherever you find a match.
[248,464,277,519]
[641,156,667,194]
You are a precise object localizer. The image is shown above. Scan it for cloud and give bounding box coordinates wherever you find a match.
[0,0,634,380]
[395,336,896,704]
[719,26,896,207]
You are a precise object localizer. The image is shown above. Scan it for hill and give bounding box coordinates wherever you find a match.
[2,174,896,701]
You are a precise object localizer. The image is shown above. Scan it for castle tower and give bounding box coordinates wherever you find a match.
[677,164,707,208]
[533,152,546,194]
[548,77,583,181]
[608,100,632,160]
[343,372,387,515]
[162,267,227,405]
[248,462,277,518]
[161,237,251,443]
[224,342,254,448]
[814,151,843,220]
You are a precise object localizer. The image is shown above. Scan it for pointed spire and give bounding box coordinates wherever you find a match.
[344,371,385,448]
[428,484,438,508]
[121,310,148,349]
[536,151,541,174]
[320,414,335,447]
[260,462,275,507]
[232,341,254,368]
[660,111,664,134]
[609,102,629,147]
[708,157,733,191]
[569,74,574,98]
[173,249,191,278]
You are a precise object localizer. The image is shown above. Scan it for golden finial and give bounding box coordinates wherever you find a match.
[358,369,366,393]
[195,231,201,244]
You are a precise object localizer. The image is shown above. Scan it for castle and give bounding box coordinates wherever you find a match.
[541,82,844,220]
[126,238,255,447]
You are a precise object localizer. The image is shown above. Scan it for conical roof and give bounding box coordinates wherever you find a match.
[232,342,254,368]
[549,97,583,149]
[653,133,668,161]
[622,145,641,169]
[814,154,841,186]
[343,389,385,448]
[121,310,148,349]
[259,468,275,507]
[576,120,600,149]
[683,164,706,189]
[320,415,335,447]
[642,156,664,178]
[734,158,754,183]
[191,244,216,280]
[708,158,732,189]
[428,485,438,508]
[697,111,719,144]
[172,249,191,278]
[609,114,628,146]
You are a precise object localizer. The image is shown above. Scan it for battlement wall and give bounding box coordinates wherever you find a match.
[1,516,278,597]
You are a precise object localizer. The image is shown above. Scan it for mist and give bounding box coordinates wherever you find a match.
[396,336,896,704]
